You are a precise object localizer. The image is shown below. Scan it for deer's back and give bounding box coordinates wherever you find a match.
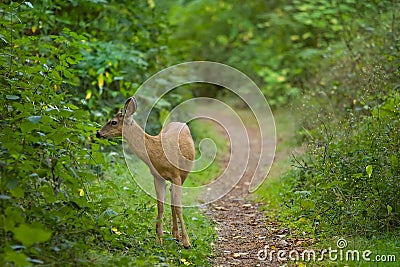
[148,122,194,181]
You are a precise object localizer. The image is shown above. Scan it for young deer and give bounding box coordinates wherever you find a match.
[96,96,195,248]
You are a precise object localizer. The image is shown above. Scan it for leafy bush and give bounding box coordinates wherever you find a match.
[284,93,399,235]
[0,2,109,264]
[13,0,173,118]
[278,5,400,236]
[0,1,209,266]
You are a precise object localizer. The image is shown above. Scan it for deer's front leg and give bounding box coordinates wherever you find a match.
[154,176,166,244]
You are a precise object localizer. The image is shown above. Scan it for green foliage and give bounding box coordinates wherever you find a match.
[2,0,398,265]
[167,0,390,106]
[0,2,106,264]
[284,97,399,235]
[16,0,173,118]
[272,4,400,237]
[0,1,215,266]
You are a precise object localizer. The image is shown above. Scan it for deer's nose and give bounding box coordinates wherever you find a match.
[96,131,102,138]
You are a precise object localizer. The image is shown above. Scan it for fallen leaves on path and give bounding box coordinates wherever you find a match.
[202,110,314,267]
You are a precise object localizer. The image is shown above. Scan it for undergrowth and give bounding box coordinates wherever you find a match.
[255,4,399,267]
[85,158,216,266]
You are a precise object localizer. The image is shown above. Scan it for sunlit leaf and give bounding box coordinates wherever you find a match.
[111,227,123,235]
[387,205,392,215]
[98,73,104,89]
[85,90,92,100]
[181,258,192,266]
[366,165,372,178]
[147,0,155,9]
[78,188,85,196]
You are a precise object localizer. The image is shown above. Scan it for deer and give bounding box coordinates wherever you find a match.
[96,96,195,249]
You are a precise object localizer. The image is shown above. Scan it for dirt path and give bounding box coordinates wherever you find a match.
[199,106,295,266]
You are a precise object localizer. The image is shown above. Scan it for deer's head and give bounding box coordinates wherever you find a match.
[96,96,137,139]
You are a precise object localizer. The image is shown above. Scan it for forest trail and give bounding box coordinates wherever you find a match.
[198,105,301,267]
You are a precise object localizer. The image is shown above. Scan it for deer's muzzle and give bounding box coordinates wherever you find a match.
[96,131,103,138]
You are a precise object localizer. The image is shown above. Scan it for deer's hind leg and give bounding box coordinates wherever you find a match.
[170,182,190,249]
[170,186,179,241]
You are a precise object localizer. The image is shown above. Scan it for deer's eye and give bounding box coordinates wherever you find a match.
[111,121,118,125]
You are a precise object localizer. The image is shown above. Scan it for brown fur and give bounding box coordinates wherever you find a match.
[96,97,194,248]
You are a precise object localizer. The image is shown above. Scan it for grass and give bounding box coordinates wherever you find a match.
[253,107,301,209]
[253,108,400,267]
[86,157,216,266]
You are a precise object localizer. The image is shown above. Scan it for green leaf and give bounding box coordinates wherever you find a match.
[20,121,36,133]
[4,251,29,266]
[6,95,20,100]
[387,205,393,215]
[13,223,52,246]
[217,35,229,45]
[24,2,34,8]
[63,69,74,79]
[4,207,24,231]
[365,165,372,178]
[10,186,24,198]
[27,116,42,124]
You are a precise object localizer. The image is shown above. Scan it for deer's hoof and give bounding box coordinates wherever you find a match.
[156,236,163,245]
[183,241,191,249]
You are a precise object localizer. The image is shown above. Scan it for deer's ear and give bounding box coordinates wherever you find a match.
[124,96,137,117]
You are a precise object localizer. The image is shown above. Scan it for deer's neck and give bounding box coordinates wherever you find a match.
[123,119,157,166]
